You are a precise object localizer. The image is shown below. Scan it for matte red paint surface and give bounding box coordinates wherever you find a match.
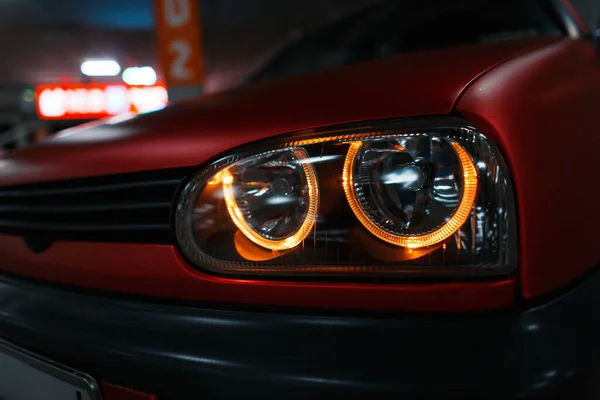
[456,39,600,298]
[0,38,563,311]
[102,382,157,400]
[0,38,554,185]
[0,235,515,312]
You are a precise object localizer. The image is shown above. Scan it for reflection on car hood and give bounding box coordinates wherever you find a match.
[0,37,556,186]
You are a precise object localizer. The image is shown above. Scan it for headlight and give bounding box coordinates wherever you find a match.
[176,118,516,278]
[220,148,318,251]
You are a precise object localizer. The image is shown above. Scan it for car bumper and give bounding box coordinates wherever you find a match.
[1,272,600,399]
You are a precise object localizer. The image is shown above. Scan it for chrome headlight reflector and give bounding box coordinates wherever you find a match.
[220,148,318,251]
[176,118,516,278]
[343,138,478,249]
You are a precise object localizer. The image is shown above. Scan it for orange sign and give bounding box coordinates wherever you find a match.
[35,84,169,120]
[155,0,205,86]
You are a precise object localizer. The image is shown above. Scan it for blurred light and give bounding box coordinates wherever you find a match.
[129,86,168,113]
[81,60,121,77]
[122,66,157,86]
[36,84,168,120]
[104,86,129,115]
[38,88,66,117]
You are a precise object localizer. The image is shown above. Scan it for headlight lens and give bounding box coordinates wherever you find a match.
[343,138,478,249]
[220,148,318,250]
[176,118,516,277]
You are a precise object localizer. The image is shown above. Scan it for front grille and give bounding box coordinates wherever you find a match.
[0,168,193,244]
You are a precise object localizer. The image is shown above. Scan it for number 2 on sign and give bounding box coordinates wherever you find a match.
[169,40,192,80]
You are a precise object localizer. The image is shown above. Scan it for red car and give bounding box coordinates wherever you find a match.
[1,1,599,399]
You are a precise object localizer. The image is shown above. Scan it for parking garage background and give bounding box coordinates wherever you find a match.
[0,0,598,150]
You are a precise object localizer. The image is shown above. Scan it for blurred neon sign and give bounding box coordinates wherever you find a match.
[35,83,169,120]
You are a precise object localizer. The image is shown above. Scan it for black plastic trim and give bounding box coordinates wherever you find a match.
[1,270,600,399]
[0,202,172,213]
[0,179,182,198]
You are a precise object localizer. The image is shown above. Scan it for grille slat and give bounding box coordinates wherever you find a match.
[0,221,170,232]
[0,168,192,244]
[0,179,182,198]
[0,202,172,213]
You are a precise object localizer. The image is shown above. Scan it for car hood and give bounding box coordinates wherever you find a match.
[1,37,555,186]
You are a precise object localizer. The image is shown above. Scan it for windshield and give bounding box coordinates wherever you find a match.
[250,0,563,83]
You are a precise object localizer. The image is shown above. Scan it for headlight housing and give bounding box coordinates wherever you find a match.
[176,118,516,278]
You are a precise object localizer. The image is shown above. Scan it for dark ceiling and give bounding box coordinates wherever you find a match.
[0,0,156,88]
[0,0,377,91]
[0,0,598,91]
[0,0,154,30]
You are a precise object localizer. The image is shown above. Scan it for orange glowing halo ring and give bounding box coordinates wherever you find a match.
[342,140,478,249]
[221,149,319,251]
